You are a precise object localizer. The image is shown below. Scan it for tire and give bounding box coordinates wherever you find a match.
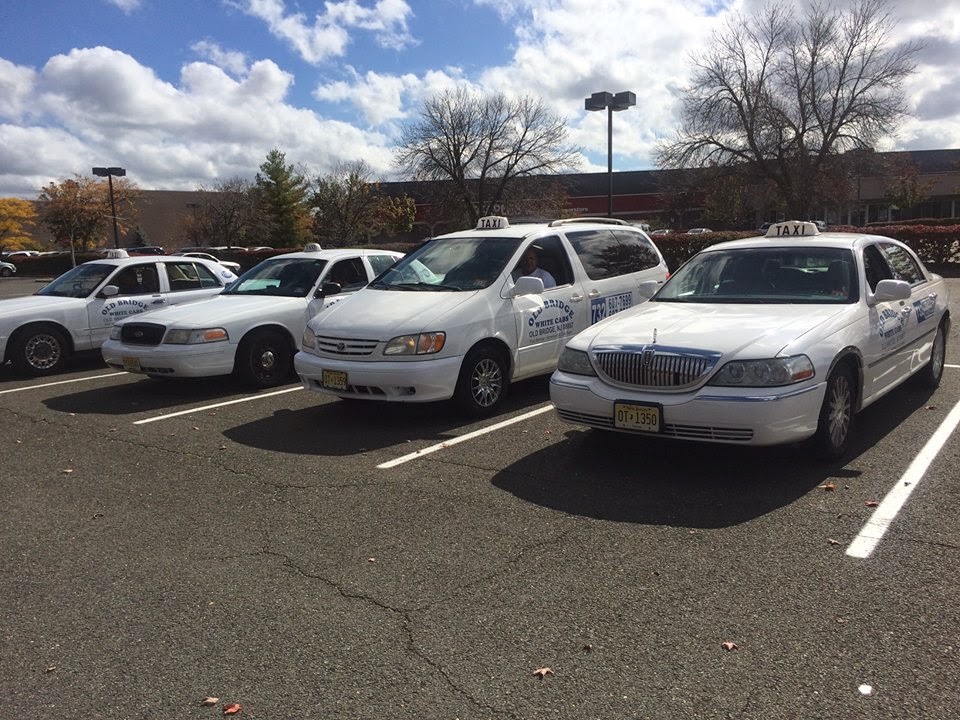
[917,321,947,389]
[10,325,69,376]
[0,266,12,278]
[234,329,292,389]
[454,345,508,417]
[813,365,855,460]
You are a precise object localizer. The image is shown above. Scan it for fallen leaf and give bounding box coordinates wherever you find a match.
[200,697,219,706]
[721,641,738,651]
[62,468,74,474]
[828,538,840,545]
[192,426,200,431]
[45,666,56,673]
[819,482,836,491]
[865,501,879,508]
[532,667,554,678]
[223,703,242,715]
[367,557,376,563]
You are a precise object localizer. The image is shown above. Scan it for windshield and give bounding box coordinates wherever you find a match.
[657,247,859,304]
[223,258,326,297]
[36,263,115,298]
[372,236,522,291]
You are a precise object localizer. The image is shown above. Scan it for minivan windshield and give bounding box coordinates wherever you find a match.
[372,236,522,291]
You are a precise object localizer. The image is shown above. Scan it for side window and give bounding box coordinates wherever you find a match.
[532,235,574,287]
[368,254,399,277]
[862,244,893,292]
[566,229,620,280]
[611,229,663,272]
[328,258,368,290]
[111,265,160,295]
[880,243,923,285]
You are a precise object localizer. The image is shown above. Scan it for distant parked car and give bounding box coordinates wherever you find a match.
[173,251,241,274]
[0,261,16,277]
[0,251,237,375]
[650,229,673,236]
[103,246,403,388]
[686,227,712,234]
[126,246,166,255]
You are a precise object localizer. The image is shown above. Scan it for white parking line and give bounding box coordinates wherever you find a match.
[132,386,302,424]
[846,396,960,559]
[377,404,554,469]
[0,372,127,395]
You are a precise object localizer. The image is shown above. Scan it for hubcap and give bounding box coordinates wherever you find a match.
[827,375,851,449]
[258,348,276,371]
[471,358,503,408]
[26,334,61,370]
[932,329,945,378]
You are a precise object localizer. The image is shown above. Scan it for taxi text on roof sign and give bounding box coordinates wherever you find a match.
[766,220,820,237]
[476,216,510,230]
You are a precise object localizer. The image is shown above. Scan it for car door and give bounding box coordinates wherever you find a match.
[570,228,666,323]
[860,242,916,401]
[512,235,584,376]
[86,263,167,346]
[312,257,368,318]
[161,259,227,304]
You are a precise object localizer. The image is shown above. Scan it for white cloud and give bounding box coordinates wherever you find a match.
[236,0,415,64]
[103,0,142,14]
[190,40,250,77]
[0,58,37,121]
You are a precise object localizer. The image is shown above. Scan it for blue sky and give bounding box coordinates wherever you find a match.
[1,0,958,198]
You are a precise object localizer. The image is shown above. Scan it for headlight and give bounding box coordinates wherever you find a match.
[708,354,814,387]
[557,347,596,376]
[302,324,317,350]
[163,328,228,345]
[109,326,122,340]
[384,332,446,355]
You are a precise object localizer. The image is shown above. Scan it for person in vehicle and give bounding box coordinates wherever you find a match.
[513,246,556,288]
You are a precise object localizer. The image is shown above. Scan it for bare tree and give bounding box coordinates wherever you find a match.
[395,88,581,226]
[179,177,257,248]
[657,0,920,219]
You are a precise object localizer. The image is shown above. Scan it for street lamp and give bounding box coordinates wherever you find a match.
[584,91,636,217]
[92,166,126,248]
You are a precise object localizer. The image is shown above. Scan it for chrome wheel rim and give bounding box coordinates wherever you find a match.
[470,358,503,408]
[827,374,852,450]
[25,333,62,371]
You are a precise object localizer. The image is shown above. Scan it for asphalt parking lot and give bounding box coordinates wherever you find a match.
[2,275,959,719]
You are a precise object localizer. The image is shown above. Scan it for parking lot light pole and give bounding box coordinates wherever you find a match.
[92,166,126,248]
[584,91,636,217]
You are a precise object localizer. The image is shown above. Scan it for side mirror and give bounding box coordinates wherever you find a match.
[637,280,660,299]
[101,285,119,298]
[871,279,911,303]
[316,281,342,298]
[512,276,545,296]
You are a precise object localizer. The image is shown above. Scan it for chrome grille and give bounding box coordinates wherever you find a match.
[119,323,166,346]
[315,335,379,356]
[593,345,720,389]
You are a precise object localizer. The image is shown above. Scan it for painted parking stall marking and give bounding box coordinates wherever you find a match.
[132,386,302,424]
[0,372,127,395]
[846,395,960,559]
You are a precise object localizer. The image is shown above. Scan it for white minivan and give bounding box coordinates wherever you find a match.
[294,216,669,416]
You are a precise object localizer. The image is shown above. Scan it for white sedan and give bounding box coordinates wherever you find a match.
[550,221,951,458]
[0,252,237,375]
[102,246,403,388]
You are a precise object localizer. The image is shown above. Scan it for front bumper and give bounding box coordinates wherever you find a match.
[102,339,236,377]
[549,370,826,446]
[294,350,463,403]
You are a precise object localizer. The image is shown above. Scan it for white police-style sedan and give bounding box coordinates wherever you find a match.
[102,246,403,388]
[0,251,237,375]
[550,221,951,458]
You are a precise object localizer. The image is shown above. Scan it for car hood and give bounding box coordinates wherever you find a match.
[571,301,851,358]
[309,288,478,338]
[117,294,303,327]
[0,295,85,319]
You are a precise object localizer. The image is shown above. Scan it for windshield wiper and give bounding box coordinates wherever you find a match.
[395,282,461,291]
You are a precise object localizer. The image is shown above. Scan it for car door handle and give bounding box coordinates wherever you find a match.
[151,299,167,305]
[587,289,601,297]
[569,293,584,302]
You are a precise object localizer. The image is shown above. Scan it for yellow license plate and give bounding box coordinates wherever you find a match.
[122,356,141,372]
[321,369,348,391]
[614,402,661,433]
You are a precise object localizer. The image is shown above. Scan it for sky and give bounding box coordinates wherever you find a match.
[1,0,958,199]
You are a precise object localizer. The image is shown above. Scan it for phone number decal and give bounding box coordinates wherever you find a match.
[591,292,633,323]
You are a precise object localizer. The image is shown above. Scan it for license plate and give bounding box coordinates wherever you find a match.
[321,369,348,391]
[614,401,661,433]
[122,356,141,372]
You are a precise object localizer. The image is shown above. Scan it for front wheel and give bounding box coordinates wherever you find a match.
[917,321,947,389]
[10,325,69,376]
[234,329,292,389]
[0,266,12,278]
[454,345,508,417]
[813,365,855,460]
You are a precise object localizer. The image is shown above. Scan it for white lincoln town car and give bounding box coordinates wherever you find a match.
[550,221,950,458]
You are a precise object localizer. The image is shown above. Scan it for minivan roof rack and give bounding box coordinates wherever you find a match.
[548,217,629,227]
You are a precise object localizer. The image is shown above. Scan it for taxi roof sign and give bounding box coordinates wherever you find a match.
[765,220,820,238]
[476,216,510,230]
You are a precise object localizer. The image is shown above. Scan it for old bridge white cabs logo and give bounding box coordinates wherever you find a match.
[101,297,150,321]
[527,298,575,340]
